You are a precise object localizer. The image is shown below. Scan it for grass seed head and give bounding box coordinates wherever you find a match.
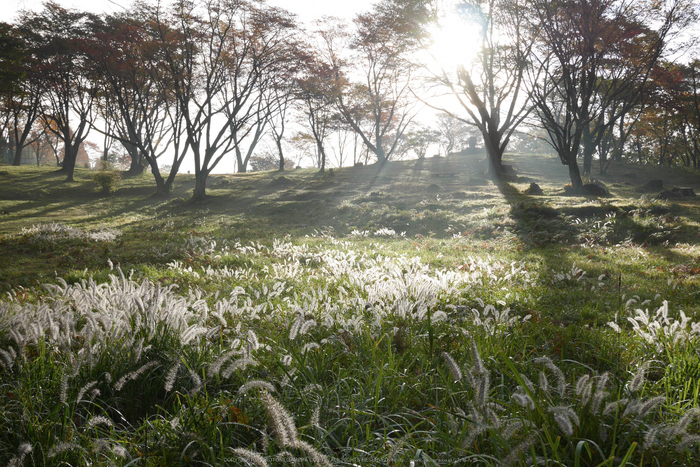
[638,396,666,418]
[441,351,463,382]
[629,362,649,393]
[261,390,298,448]
[297,440,334,467]
[677,434,700,452]
[231,448,269,467]
[238,379,276,396]
[164,364,180,392]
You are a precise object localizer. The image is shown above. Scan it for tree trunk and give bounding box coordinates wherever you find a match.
[152,174,168,196]
[126,144,144,174]
[277,147,285,171]
[12,144,22,166]
[375,146,388,165]
[483,134,504,177]
[317,140,326,172]
[568,160,583,190]
[275,134,285,171]
[164,150,186,193]
[148,162,168,196]
[60,141,77,182]
[582,125,594,175]
[191,173,208,201]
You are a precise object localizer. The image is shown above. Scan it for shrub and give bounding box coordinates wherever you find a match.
[92,166,121,194]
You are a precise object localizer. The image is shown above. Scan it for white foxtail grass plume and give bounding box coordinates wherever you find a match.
[259,387,332,466]
[637,396,666,418]
[475,372,491,409]
[60,375,70,404]
[628,362,649,393]
[500,420,534,441]
[297,440,333,467]
[470,340,486,375]
[230,448,269,467]
[591,373,611,414]
[548,406,579,437]
[644,425,664,450]
[76,380,98,403]
[207,350,240,378]
[441,351,463,382]
[238,380,276,396]
[677,434,700,451]
[164,364,180,392]
[300,319,317,336]
[6,443,33,467]
[114,361,158,391]
[675,407,700,432]
[221,357,258,379]
[0,347,15,370]
[303,383,323,393]
[92,439,111,455]
[86,415,114,430]
[500,433,539,467]
[512,391,535,409]
[533,357,567,397]
[471,304,530,335]
[575,374,590,395]
[644,408,700,450]
[132,338,144,363]
[302,342,320,354]
[48,441,85,458]
[181,325,207,345]
[260,390,297,448]
[247,330,260,352]
[603,399,628,416]
[188,368,202,396]
[289,316,302,341]
[519,374,535,393]
[580,380,594,406]
[625,301,700,351]
[538,371,549,394]
[311,403,321,427]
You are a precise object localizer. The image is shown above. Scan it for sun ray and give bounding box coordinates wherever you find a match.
[425,2,483,74]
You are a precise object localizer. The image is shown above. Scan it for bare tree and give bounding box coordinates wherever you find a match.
[20,2,99,181]
[527,0,693,188]
[0,23,42,167]
[85,10,186,195]
[296,55,343,172]
[154,0,298,200]
[427,0,537,176]
[325,1,430,165]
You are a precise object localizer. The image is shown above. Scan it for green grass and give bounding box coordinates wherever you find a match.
[1,154,700,466]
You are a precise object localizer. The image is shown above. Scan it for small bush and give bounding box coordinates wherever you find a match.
[92,168,121,194]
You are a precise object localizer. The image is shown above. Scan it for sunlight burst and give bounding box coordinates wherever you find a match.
[425,5,483,73]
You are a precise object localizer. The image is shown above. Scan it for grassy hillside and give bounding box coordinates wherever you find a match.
[2,153,699,288]
[1,154,700,466]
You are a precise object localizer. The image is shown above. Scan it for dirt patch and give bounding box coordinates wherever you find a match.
[269,176,294,188]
